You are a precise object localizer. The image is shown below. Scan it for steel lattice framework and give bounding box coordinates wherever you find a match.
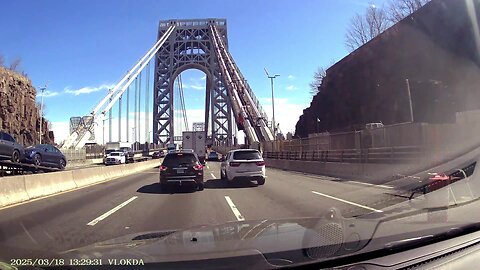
[153,19,232,145]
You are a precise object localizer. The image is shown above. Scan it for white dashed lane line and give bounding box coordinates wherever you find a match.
[224,196,245,221]
[347,180,393,189]
[311,191,383,213]
[210,173,216,179]
[87,196,138,226]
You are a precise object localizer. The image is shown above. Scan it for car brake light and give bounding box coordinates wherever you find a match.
[229,162,241,167]
[193,164,203,171]
[160,165,168,171]
[256,161,265,166]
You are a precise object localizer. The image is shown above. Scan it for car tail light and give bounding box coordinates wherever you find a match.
[193,164,203,171]
[229,162,241,167]
[256,161,265,166]
[160,165,168,171]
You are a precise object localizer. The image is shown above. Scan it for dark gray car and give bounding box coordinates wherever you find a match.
[25,144,67,169]
[0,131,25,163]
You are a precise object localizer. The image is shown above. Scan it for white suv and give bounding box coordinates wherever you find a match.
[220,149,265,185]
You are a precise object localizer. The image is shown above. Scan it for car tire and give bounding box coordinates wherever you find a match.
[220,170,226,181]
[198,182,204,191]
[160,183,168,192]
[11,150,20,163]
[58,158,66,170]
[33,153,42,166]
[257,177,265,185]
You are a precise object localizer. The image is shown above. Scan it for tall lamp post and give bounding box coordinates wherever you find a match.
[264,68,280,138]
[39,83,48,144]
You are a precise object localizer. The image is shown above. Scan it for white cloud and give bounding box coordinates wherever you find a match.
[187,84,204,90]
[50,121,70,144]
[200,75,206,81]
[287,75,295,80]
[37,90,60,98]
[64,83,115,96]
[259,97,305,134]
[286,85,298,91]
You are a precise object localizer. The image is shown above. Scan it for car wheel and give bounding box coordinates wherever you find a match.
[197,182,204,191]
[33,154,42,166]
[220,170,226,181]
[11,150,20,163]
[257,177,265,185]
[58,159,66,170]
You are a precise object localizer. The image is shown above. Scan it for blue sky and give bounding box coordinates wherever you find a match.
[0,0,388,142]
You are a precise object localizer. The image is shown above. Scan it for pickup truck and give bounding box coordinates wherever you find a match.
[104,152,127,165]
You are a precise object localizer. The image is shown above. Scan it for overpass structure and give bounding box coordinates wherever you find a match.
[61,18,274,149]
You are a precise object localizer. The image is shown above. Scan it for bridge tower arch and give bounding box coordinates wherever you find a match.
[153,19,233,146]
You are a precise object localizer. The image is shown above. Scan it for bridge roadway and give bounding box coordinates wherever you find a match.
[0,161,407,259]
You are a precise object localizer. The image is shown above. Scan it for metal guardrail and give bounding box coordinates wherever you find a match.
[263,146,423,164]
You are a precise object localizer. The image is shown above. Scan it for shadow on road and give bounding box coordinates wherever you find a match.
[205,179,258,189]
[136,183,197,194]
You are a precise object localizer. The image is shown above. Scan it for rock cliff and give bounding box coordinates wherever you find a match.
[295,0,480,137]
[0,67,54,146]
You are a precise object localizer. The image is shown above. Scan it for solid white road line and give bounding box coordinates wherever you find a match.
[348,180,394,189]
[207,165,210,169]
[311,191,383,213]
[87,196,138,226]
[210,173,216,179]
[224,196,245,221]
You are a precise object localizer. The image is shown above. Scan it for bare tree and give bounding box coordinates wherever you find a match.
[345,6,391,52]
[309,67,327,96]
[0,54,4,67]
[9,57,21,71]
[387,0,430,23]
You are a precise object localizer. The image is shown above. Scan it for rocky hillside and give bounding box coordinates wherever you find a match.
[295,0,480,137]
[0,67,54,146]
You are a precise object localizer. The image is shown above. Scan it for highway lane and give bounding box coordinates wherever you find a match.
[0,161,408,260]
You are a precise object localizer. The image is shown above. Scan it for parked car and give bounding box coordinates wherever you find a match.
[104,152,127,165]
[159,150,204,191]
[0,131,25,163]
[207,151,220,161]
[24,144,67,169]
[220,149,265,185]
[120,147,135,163]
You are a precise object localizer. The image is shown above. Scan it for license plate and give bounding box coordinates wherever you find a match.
[176,169,185,174]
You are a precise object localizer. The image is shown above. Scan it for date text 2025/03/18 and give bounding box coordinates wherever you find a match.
[9,258,146,266]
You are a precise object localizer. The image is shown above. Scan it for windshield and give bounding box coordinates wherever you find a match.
[2,0,480,269]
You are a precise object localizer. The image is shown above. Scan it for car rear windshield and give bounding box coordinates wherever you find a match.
[233,151,261,160]
[163,153,198,166]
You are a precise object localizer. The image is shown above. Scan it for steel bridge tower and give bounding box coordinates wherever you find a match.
[153,19,232,145]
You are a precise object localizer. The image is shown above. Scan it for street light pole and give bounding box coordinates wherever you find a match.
[264,68,280,138]
[39,84,47,144]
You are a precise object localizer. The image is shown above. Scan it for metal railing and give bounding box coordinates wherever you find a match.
[264,146,423,164]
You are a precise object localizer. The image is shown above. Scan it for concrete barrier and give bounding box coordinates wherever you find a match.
[72,167,107,187]
[265,159,418,184]
[24,171,77,199]
[0,175,29,208]
[0,159,162,209]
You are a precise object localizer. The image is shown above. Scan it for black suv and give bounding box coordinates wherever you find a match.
[0,131,25,163]
[159,151,204,191]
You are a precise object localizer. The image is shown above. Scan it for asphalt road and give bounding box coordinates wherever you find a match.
[0,162,408,259]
